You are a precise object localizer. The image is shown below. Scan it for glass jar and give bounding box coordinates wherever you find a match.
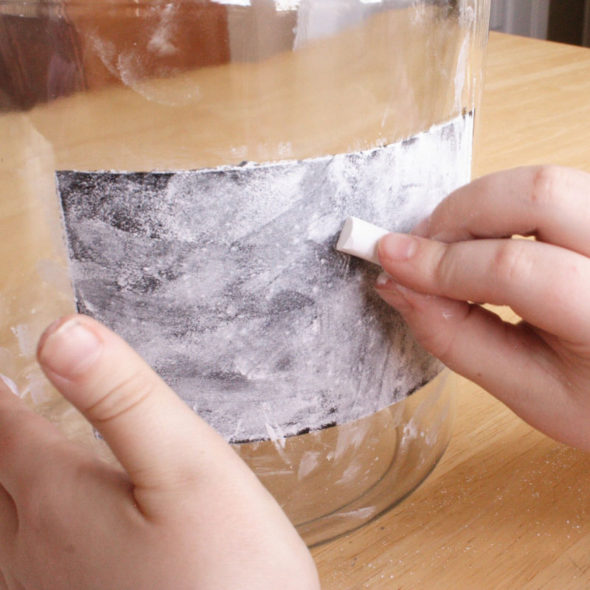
[0,0,489,545]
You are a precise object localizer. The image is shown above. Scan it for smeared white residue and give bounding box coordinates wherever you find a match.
[21,372,52,405]
[306,212,336,243]
[334,420,371,461]
[147,3,178,57]
[458,111,474,182]
[277,142,294,159]
[336,461,362,485]
[10,324,36,358]
[410,2,427,25]
[88,33,118,78]
[454,35,469,112]
[261,404,290,464]
[401,418,419,446]
[399,373,449,451]
[297,450,321,480]
[229,419,244,442]
[264,421,283,443]
[0,374,19,396]
[117,52,202,107]
[459,5,476,27]
[88,25,200,107]
[326,506,377,521]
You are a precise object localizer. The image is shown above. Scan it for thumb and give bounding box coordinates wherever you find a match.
[37,314,234,491]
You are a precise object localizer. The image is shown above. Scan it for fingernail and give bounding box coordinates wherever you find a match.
[379,233,418,261]
[376,272,394,289]
[38,317,102,378]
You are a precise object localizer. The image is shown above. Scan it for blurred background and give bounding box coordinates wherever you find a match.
[1,0,588,112]
[491,0,590,46]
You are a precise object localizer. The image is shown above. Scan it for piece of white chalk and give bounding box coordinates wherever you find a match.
[336,216,390,266]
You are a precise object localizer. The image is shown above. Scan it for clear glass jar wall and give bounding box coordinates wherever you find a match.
[0,0,489,545]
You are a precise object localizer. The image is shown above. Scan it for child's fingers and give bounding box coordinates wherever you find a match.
[374,280,579,447]
[375,279,548,394]
[415,166,590,257]
[37,315,236,496]
[378,233,590,345]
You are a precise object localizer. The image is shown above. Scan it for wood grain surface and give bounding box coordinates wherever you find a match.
[312,33,590,590]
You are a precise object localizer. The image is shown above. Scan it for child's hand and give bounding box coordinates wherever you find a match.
[0,315,319,590]
[376,166,590,450]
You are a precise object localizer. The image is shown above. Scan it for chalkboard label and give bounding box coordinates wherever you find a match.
[56,113,472,443]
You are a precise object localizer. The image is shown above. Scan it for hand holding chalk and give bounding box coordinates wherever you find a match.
[374,166,590,452]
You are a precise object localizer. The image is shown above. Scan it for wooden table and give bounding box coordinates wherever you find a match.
[311,32,590,589]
